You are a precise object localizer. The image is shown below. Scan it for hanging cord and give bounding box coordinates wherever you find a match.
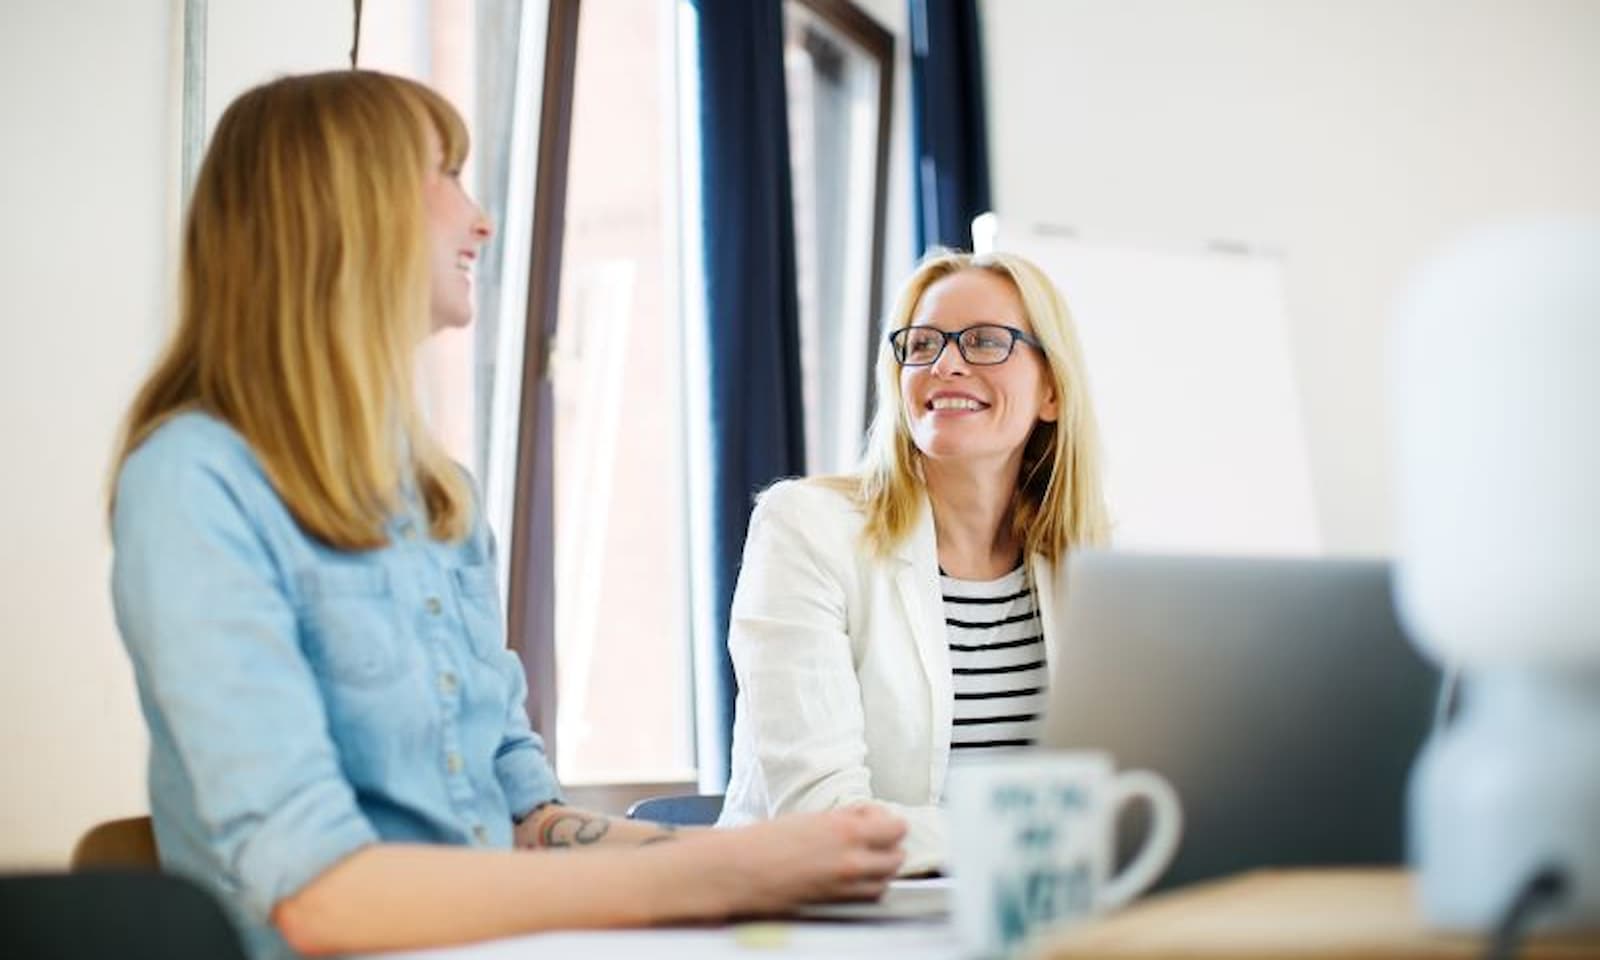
[1483,865,1568,960]
[1433,667,1461,731]
[349,0,364,68]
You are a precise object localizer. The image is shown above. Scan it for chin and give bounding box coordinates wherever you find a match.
[914,425,986,456]
[429,308,474,332]
[914,429,1029,467]
[915,439,990,462]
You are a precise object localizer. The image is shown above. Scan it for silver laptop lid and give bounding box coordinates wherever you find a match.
[1041,552,1441,890]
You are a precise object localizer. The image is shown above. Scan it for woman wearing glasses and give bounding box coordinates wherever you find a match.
[718,250,1109,874]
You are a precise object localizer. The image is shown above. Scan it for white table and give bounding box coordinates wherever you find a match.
[377,880,964,960]
[379,921,961,960]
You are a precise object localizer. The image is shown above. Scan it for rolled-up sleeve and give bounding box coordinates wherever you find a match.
[112,443,378,922]
[494,658,562,820]
[466,517,562,821]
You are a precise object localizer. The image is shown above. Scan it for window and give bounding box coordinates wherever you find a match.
[782,0,895,473]
[550,0,694,784]
[514,0,697,787]
[503,0,898,797]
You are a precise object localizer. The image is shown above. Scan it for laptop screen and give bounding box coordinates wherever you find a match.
[1040,552,1441,890]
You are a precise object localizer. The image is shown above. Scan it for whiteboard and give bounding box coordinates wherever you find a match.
[989,221,1320,555]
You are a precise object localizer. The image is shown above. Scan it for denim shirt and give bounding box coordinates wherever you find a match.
[111,412,561,959]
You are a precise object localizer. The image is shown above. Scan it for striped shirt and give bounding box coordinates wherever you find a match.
[942,564,1046,752]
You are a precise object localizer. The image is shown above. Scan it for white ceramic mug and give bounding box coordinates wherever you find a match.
[944,751,1182,957]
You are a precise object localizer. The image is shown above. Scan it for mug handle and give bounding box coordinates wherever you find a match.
[1098,769,1183,910]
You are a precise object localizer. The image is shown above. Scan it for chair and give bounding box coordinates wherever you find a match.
[70,815,158,871]
[626,793,724,826]
[0,871,249,960]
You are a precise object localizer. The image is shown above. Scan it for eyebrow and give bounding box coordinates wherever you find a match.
[908,320,1013,327]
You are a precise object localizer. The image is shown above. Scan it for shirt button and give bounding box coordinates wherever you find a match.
[438,672,459,695]
[425,596,443,616]
[445,751,463,775]
[472,824,490,845]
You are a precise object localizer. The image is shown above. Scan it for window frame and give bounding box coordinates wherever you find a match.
[786,0,896,433]
[506,0,580,770]
[507,0,699,797]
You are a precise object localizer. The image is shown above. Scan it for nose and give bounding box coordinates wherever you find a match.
[929,335,969,377]
[472,203,493,243]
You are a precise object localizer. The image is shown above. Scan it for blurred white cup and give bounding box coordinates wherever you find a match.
[944,750,1181,957]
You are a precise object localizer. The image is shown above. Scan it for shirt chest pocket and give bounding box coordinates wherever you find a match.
[452,563,506,662]
[297,566,410,687]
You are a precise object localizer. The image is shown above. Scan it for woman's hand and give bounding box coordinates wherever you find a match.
[696,805,907,917]
[511,802,905,921]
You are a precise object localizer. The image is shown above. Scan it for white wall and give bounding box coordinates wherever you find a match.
[981,0,1600,553]
[0,0,347,868]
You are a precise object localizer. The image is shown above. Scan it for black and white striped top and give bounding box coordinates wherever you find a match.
[942,565,1046,752]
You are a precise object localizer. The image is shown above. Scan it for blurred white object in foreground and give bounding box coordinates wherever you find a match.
[1392,220,1600,933]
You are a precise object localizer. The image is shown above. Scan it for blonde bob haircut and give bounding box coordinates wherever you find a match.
[113,70,471,548]
[850,248,1110,560]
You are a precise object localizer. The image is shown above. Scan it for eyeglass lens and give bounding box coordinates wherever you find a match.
[898,325,1016,365]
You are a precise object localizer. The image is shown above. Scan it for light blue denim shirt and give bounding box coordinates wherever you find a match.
[111,412,561,959]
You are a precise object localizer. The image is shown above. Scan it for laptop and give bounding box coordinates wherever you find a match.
[1040,552,1442,891]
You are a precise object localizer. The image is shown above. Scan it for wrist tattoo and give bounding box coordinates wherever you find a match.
[538,812,612,847]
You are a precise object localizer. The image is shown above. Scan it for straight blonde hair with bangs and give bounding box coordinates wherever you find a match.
[113,70,471,548]
[848,249,1110,560]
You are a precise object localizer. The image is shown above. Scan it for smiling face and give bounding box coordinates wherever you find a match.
[899,268,1059,472]
[423,130,492,332]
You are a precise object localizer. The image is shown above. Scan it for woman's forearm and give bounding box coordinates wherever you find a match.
[271,839,727,956]
[272,806,905,956]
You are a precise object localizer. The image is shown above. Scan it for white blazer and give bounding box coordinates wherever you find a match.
[717,478,1062,874]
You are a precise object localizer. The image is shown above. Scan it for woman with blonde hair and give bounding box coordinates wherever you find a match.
[110,70,902,960]
[718,249,1109,874]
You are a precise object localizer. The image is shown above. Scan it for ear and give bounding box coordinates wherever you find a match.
[1038,381,1060,424]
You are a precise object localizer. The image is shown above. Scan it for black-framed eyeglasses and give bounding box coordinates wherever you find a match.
[887,324,1042,366]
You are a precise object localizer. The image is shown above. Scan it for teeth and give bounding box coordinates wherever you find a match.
[930,397,984,411]
[456,253,472,272]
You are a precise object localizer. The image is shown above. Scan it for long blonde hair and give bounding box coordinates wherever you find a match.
[848,249,1110,559]
[113,70,470,548]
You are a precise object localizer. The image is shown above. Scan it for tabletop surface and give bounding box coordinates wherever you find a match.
[1032,868,1600,959]
[372,869,1600,960]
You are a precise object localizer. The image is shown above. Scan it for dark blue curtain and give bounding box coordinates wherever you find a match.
[692,0,807,789]
[910,0,991,253]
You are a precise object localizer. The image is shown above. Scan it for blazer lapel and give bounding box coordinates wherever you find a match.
[890,493,952,799]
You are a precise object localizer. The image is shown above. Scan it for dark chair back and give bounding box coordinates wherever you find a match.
[0,871,248,960]
[626,793,724,826]
[71,816,158,871]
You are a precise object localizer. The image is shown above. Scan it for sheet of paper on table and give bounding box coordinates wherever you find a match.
[788,875,951,922]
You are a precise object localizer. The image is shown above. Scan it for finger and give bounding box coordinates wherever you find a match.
[853,810,908,848]
[842,846,905,883]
